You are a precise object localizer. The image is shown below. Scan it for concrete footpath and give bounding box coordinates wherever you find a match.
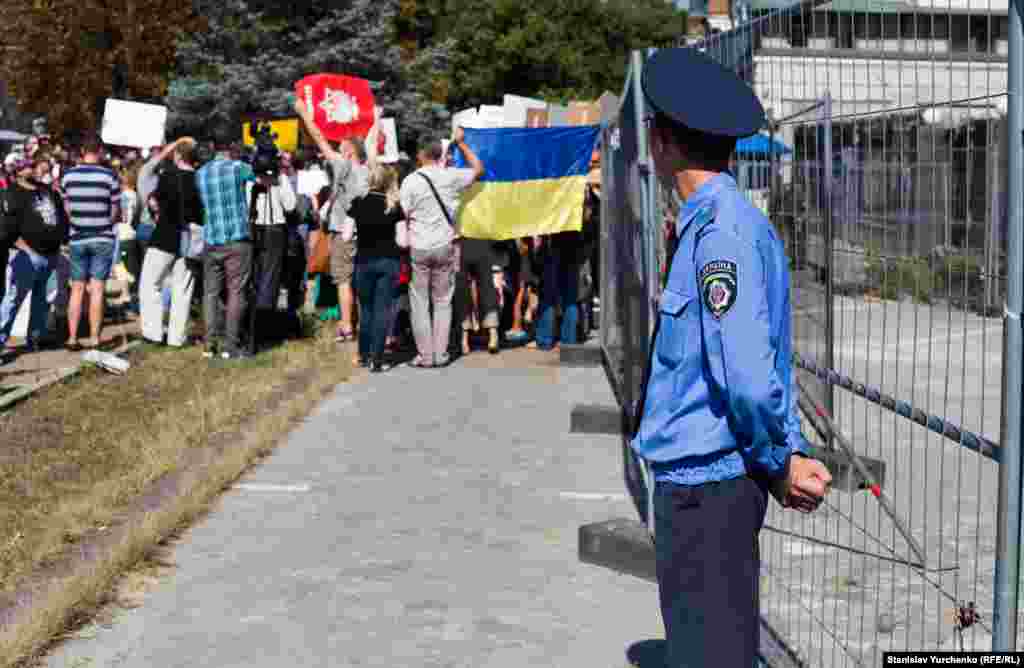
[44,347,664,668]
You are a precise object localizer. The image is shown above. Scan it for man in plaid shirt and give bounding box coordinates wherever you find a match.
[196,144,256,359]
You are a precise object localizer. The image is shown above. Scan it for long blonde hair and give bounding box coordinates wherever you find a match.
[367,163,400,214]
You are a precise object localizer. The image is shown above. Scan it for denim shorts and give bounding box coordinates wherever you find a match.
[70,239,116,282]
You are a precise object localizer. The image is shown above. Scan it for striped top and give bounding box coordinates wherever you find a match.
[60,164,121,241]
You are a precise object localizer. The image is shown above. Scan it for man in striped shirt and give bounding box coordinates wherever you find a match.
[60,138,121,349]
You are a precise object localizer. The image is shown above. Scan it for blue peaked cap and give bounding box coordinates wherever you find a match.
[641,48,765,139]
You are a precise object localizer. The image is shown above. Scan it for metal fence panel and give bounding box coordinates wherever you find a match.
[601,0,1015,660]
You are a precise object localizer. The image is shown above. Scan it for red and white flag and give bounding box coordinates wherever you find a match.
[294,74,376,142]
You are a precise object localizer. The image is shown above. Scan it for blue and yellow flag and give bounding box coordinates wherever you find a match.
[452,126,600,241]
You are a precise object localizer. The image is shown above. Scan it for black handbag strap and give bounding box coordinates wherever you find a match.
[418,172,454,227]
[176,169,186,229]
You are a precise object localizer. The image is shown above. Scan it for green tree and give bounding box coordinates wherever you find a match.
[167,0,449,151]
[403,0,687,110]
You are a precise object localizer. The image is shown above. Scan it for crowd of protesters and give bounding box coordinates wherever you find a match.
[0,111,601,372]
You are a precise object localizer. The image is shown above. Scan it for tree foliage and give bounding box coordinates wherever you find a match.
[0,0,203,139]
[400,0,687,109]
[167,0,449,151]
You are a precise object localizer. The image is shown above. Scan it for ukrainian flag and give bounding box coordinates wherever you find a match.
[452,126,601,241]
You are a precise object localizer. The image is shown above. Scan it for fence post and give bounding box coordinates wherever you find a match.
[993,0,1024,650]
[644,47,661,312]
[821,91,836,442]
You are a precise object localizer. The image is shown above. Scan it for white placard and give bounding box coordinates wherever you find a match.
[547,104,571,127]
[378,118,400,163]
[452,107,481,132]
[476,105,507,129]
[502,94,547,128]
[100,99,167,149]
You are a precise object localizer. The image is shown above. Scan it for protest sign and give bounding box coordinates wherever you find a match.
[294,73,375,141]
[526,109,550,128]
[476,105,507,128]
[598,91,620,124]
[378,118,400,163]
[503,94,547,127]
[100,99,167,149]
[242,118,300,152]
[452,107,481,132]
[547,104,571,127]
[567,101,601,126]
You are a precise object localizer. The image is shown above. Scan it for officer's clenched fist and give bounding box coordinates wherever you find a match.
[772,456,832,513]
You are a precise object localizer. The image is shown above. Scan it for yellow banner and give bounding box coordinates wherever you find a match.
[242,118,300,153]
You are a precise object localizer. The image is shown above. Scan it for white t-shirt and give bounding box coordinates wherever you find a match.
[296,166,330,200]
[398,166,476,251]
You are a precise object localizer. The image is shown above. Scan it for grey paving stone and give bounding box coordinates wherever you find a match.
[45,351,663,668]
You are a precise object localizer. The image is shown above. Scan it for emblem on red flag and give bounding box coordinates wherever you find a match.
[294,74,376,142]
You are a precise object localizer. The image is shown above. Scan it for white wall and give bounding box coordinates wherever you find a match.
[754,52,1007,130]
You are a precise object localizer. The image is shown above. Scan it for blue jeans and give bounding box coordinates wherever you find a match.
[355,256,400,360]
[69,239,116,282]
[0,248,54,346]
[535,251,579,349]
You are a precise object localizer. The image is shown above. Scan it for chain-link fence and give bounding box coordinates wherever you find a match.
[600,0,1019,662]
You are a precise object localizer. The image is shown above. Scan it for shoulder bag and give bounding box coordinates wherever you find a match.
[418,172,455,228]
[306,190,333,275]
[177,171,205,260]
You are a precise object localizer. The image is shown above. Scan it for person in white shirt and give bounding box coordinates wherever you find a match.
[398,127,484,368]
[245,156,297,347]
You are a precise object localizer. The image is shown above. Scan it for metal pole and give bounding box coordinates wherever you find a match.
[988,123,1002,314]
[993,0,1024,650]
[633,48,658,335]
[629,49,657,532]
[822,91,836,444]
[646,47,661,313]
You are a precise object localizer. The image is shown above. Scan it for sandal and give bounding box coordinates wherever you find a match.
[335,328,354,343]
[409,355,433,368]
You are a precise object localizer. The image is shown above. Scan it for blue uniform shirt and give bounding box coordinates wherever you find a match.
[631,173,809,486]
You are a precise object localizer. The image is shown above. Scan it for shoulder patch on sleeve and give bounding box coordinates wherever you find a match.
[698,260,737,319]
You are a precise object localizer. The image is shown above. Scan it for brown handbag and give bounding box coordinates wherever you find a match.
[307,190,335,275]
[307,228,330,274]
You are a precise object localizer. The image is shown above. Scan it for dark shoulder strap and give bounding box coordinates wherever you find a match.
[249,182,261,223]
[418,172,454,227]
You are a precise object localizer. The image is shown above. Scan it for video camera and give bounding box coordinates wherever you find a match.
[251,121,280,178]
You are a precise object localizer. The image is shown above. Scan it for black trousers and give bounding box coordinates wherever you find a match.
[458,238,500,330]
[0,246,8,304]
[253,225,286,311]
[282,227,307,313]
[448,268,467,355]
[654,475,768,668]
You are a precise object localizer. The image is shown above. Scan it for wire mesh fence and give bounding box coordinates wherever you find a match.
[600,0,1014,663]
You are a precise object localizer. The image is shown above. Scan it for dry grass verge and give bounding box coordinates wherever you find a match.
[0,327,349,667]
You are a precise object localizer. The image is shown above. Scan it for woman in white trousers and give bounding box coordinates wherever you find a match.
[138,138,202,347]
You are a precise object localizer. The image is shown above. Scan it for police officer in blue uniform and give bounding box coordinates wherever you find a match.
[631,48,833,667]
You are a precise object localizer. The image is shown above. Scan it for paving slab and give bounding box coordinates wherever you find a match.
[43,346,665,668]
